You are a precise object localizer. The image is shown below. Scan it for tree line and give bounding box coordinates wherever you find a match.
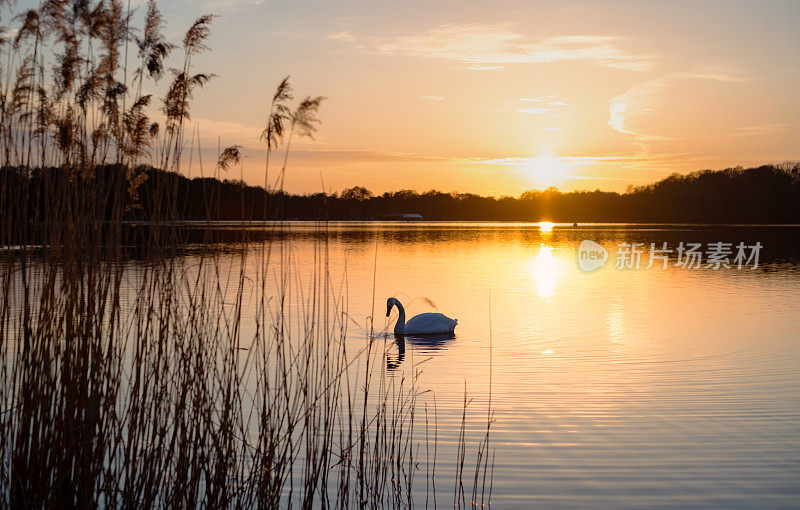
[6,162,799,224]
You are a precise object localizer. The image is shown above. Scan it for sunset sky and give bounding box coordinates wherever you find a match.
[153,0,799,196]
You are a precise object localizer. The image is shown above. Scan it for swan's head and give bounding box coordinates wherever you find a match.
[386,297,397,317]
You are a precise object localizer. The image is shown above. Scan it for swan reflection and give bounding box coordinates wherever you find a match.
[385,333,455,372]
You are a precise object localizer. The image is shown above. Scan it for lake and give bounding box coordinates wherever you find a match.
[10,221,797,507]
[226,222,799,508]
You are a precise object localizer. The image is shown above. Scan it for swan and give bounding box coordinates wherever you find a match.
[386,297,458,335]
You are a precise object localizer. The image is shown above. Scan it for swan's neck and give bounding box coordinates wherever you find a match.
[394,301,406,335]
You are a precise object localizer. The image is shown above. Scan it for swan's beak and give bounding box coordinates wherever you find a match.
[386,304,391,317]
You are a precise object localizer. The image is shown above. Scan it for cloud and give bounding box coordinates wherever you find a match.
[472,155,641,166]
[337,24,654,71]
[327,31,356,43]
[265,148,651,171]
[420,95,445,101]
[607,72,748,139]
[728,124,788,137]
[607,77,671,138]
[282,147,452,165]
[517,107,551,114]
[516,96,567,114]
[198,0,268,11]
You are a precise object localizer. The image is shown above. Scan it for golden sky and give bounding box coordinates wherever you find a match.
[159,0,800,196]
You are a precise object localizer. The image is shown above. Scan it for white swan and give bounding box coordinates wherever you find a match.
[386,297,458,335]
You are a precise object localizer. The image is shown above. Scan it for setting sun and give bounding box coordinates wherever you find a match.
[526,149,568,189]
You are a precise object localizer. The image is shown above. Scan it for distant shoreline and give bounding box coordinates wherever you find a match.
[7,163,800,224]
[121,220,800,227]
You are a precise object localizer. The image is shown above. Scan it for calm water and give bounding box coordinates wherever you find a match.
[240,222,800,508]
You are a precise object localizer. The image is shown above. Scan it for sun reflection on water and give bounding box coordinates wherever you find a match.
[529,244,561,298]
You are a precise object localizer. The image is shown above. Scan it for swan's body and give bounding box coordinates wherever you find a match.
[386,297,457,335]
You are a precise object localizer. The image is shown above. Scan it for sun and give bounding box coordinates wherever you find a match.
[526,148,567,189]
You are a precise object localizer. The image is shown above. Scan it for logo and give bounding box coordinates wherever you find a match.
[578,240,608,272]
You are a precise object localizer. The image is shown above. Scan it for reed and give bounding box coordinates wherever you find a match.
[0,1,492,507]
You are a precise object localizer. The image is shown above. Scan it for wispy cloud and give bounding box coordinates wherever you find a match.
[607,72,749,139]
[607,77,671,138]
[420,95,445,101]
[281,147,453,165]
[327,31,356,42]
[265,148,649,170]
[517,107,550,114]
[472,155,641,166]
[334,25,654,71]
[728,124,788,137]
[196,0,268,12]
[516,96,567,114]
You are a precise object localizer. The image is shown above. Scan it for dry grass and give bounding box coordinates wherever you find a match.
[0,1,492,507]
